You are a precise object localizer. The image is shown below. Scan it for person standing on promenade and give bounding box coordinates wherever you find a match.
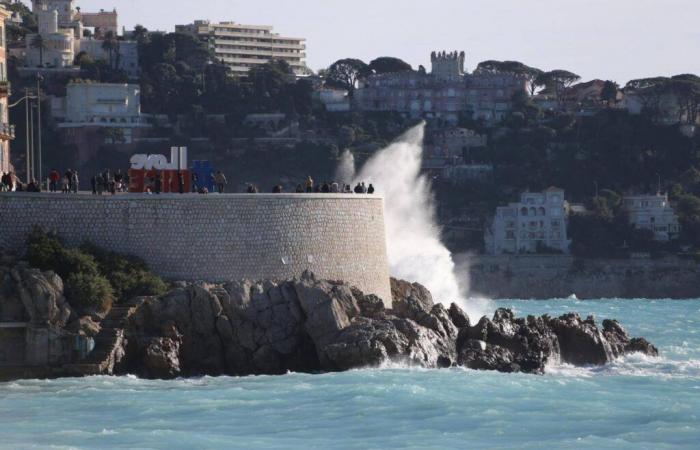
[96,173,104,195]
[367,184,375,194]
[64,169,72,191]
[305,175,314,193]
[155,171,162,194]
[70,171,79,193]
[48,169,60,192]
[191,172,199,193]
[215,171,227,193]
[178,172,185,194]
[114,170,124,192]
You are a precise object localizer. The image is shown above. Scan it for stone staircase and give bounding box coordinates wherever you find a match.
[63,303,140,376]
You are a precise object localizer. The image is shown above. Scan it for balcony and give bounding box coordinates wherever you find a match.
[0,123,16,140]
[0,80,9,97]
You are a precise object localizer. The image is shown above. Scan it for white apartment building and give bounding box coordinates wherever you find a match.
[176,20,307,76]
[51,82,148,127]
[485,187,571,255]
[622,194,680,242]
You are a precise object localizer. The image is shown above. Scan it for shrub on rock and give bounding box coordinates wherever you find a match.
[64,272,114,316]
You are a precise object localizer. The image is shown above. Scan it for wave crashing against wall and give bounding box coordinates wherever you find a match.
[348,123,487,317]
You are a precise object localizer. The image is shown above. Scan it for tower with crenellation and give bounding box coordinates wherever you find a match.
[430,50,466,82]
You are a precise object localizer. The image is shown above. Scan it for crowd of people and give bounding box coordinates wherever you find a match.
[1,169,376,197]
[1,171,46,193]
[88,169,127,195]
[246,176,375,195]
[0,172,18,192]
[45,169,81,194]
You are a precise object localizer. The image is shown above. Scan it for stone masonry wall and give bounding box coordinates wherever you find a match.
[464,254,700,299]
[0,194,392,304]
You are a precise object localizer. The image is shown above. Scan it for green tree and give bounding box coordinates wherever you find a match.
[325,58,372,97]
[475,60,543,95]
[624,77,670,120]
[537,69,581,104]
[64,272,114,315]
[600,80,619,107]
[131,24,150,44]
[670,75,700,124]
[99,127,126,144]
[369,57,412,74]
[676,195,700,247]
[101,31,119,69]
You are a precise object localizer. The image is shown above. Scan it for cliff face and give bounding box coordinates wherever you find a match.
[118,272,657,378]
[466,255,700,299]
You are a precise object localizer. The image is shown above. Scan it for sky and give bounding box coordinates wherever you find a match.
[70,0,699,84]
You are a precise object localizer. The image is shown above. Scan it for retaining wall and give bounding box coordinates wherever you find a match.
[0,193,392,304]
[463,254,700,299]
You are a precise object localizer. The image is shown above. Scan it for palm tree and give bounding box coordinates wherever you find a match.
[30,34,46,67]
[101,31,119,69]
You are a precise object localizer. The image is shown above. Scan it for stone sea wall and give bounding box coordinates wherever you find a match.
[464,254,700,299]
[0,193,392,304]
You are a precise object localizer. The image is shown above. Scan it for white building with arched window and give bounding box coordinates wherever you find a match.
[485,187,572,255]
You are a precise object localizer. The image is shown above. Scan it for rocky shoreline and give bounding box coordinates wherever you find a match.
[0,267,658,380]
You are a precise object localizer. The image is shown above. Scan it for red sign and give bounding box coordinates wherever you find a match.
[128,169,191,193]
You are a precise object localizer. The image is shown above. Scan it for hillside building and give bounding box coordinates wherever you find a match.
[485,187,571,255]
[176,20,308,76]
[622,194,680,242]
[354,51,527,124]
[425,127,487,160]
[49,82,151,164]
[50,82,147,129]
[21,1,138,78]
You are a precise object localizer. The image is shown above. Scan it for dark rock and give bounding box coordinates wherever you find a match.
[448,303,470,328]
[625,338,659,356]
[65,316,101,337]
[116,273,658,378]
[143,337,181,379]
[458,339,518,372]
[549,313,612,365]
[358,294,385,318]
[391,278,434,315]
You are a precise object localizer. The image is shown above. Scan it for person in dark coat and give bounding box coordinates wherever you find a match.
[154,171,162,194]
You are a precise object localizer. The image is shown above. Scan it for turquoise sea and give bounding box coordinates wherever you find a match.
[1,299,699,449]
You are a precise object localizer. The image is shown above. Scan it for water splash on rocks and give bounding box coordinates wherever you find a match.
[349,123,488,318]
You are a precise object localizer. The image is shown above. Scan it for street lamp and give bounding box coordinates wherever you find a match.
[36,74,44,187]
[9,90,38,182]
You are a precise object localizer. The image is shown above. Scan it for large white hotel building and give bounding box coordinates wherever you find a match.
[176,20,307,76]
